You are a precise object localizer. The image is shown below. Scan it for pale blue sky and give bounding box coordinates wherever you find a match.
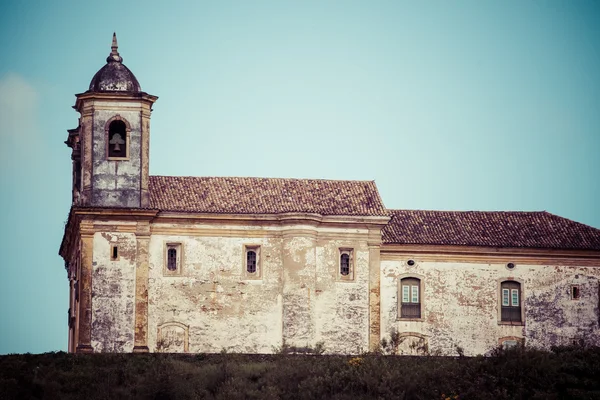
[0,1,598,354]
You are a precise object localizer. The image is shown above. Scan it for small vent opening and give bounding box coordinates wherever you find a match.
[111,245,118,260]
[572,285,580,300]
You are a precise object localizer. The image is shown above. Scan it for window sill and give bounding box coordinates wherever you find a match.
[498,321,524,326]
[396,317,424,322]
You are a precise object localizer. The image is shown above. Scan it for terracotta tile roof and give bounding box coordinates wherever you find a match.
[383,210,600,250]
[149,175,387,216]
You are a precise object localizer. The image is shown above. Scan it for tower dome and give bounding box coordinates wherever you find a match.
[88,33,141,92]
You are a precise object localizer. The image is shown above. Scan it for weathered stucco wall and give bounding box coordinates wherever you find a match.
[525,266,600,348]
[148,231,284,354]
[91,105,142,207]
[86,216,600,356]
[381,259,600,356]
[313,240,371,354]
[281,234,316,349]
[91,231,136,352]
[145,221,374,354]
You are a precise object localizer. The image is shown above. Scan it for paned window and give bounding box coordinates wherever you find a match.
[400,277,421,318]
[511,289,519,306]
[502,288,510,306]
[500,281,522,322]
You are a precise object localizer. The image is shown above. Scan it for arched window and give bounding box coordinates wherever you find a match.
[340,253,350,276]
[338,249,354,280]
[247,250,257,273]
[164,243,182,275]
[500,280,521,322]
[108,120,127,158]
[499,336,524,349]
[243,245,261,279]
[400,277,421,318]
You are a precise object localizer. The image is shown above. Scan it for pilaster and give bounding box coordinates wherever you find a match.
[133,220,151,352]
[281,225,318,348]
[79,108,94,206]
[140,107,151,207]
[368,229,382,352]
[76,220,94,353]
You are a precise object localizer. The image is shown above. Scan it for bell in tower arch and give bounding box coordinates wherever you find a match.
[107,120,127,158]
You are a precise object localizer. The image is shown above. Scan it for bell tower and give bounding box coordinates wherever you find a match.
[66,33,158,208]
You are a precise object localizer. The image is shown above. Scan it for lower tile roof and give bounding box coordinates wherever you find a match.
[382,210,600,250]
[149,175,388,216]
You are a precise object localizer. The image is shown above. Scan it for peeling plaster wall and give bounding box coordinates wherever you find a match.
[87,221,599,356]
[148,234,284,353]
[91,105,142,207]
[91,232,136,352]
[381,259,600,356]
[525,266,600,348]
[146,223,373,354]
[314,240,371,354]
[281,235,316,349]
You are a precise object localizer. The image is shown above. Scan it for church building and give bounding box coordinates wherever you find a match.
[60,35,600,355]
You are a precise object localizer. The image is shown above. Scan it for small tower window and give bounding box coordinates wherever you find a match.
[110,245,119,261]
[108,120,127,158]
[571,285,580,300]
[340,254,350,275]
[247,250,257,273]
[243,245,261,279]
[164,243,182,275]
[338,249,354,280]
[167,248,177,271]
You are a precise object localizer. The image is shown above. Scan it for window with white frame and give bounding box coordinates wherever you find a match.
[500,280,521,322]
[400,277,421,318]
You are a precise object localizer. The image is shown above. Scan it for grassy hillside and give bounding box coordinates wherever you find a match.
[1,346,599,399]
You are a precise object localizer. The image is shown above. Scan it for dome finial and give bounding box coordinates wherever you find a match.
[107,32,123,63]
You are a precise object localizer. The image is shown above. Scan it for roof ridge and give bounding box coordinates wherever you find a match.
[150,175,376,183]
[387,209,547,214]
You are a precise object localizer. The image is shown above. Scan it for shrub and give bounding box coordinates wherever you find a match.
[1,346,599,399]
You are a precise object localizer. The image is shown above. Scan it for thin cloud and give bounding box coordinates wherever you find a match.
[0,73,40,171]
